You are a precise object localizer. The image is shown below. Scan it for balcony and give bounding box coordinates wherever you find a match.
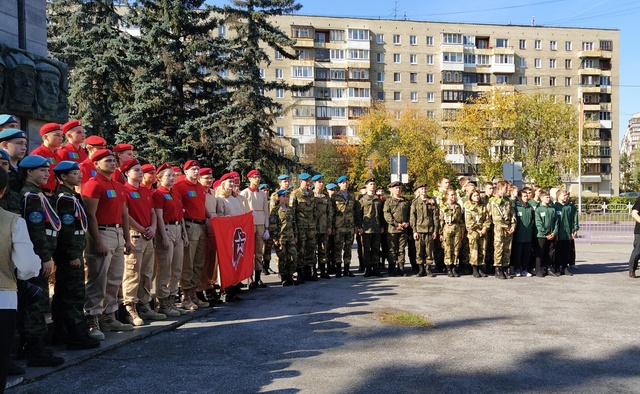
[292,38,314,48]
[579,49,612,59]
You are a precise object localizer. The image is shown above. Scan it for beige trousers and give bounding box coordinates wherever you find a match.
[84,227,124,316]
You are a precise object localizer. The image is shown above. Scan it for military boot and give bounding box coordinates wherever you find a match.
[397,264,405,277]
[297,269,306,284]
[319,264,331,279]
[425,266,436,277]
[452,266,460,277]
[417,264,427,277]
[363,266,372,277]
[125,304,144,326]
[472,266,480,278]
[372,266,384,277]
[388,263,397,277]
[495,267,507,279]
[478,267,488,277]
[335,264,342,278]
[66,324,101,350]
[24,338,65,367]
[447,266,455,277]
[305,266,318,281]
[344,264,355,277]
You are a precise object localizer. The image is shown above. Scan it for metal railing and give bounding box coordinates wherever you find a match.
[575,212,634,243]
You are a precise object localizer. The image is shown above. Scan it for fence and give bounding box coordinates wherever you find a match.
[576,212,634,244]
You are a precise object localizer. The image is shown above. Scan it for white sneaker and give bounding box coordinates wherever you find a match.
[515,270,521,277]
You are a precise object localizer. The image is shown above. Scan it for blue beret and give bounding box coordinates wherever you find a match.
[326,183,337,190]
[311,174,324,181]
[19,155,50,169]
[0,149,9,161]
[337,175,349,183]
[52,160,80,173]
[0,128,27,142]
[298,173,311,180]
[277,174,290,181]
[0,114,18,126]
[277,189,290,196]
[258,183,269,190]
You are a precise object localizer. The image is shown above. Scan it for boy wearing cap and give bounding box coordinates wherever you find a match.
[0,114,19,130]
[78,135,107,190]
[384,181,410,276]
[271,174,290,208]
[312,174,333,279]
[290,173,317,282]
[331,176,361,278]
[0,149,21,214]
[56,120,87,164]
[489,181,517,279]
[240,170,270,289]
[410,183,440,277]
[173,160,211,310]
[270,189,297,286]
[50,161,100,350]
[0,128,28,192]
[121,159,165,326]
[359,179,384,277]
[141,164,156,191]
[17,155,65,366]
[325,183,338,274]
[112,143,135,184]
[82,149,135,339]
[31,123,64,193]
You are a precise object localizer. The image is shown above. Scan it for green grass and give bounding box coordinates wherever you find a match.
[379,311,433,328]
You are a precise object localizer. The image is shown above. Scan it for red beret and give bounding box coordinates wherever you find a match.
[213,180,221,189]
[39,123,61,136]
[91,149,113,162]
[113,143,134,153]
[171,166,181,173]
[229,171,239,179]
[62,120,82,133]
[247,169,260,178]
[121,159,141,174]
[156,162,171,175]
[84,135,107,146]
[219,172,232,182]
[141,164,156,174]
[200,167,213,176]
[184,160,200,170]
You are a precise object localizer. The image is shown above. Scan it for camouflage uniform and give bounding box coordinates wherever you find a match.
[464,201,490,276]
[359,193,384,276]
[489,196,517,271]
[51,184,91,344]
[410,196,440,276]
[290,186,316,281]
[383,196,410,276]
[270,204,297,284]
[331,190,360,277]
[439,202,464,274]
[314,190,333,278]
[0,188,21,214]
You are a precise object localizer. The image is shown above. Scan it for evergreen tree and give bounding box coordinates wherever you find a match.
[47,0,133,142]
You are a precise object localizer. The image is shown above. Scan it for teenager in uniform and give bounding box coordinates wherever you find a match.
[326,183,338,275]
[553,189,579,276]
[0,114,19,130]
[464,188,489,278]
[197,168,220,304]
[111,144,135,184]
[259,183,275,275]
[0,129,28,192]
[141,164,156,191]
[384,181,410,276]
[411,183,440,277]
[331,176,360,278]
[513,190,534,277]
[240,170,270,288]
[489,181,517,279]
[270,189,297,286]
[78,135,107,190]
[534,191,558,277]
[0,149,21,214]
[439,189,464,277]
[359,178,384,278]
[56,120,87,164]
[290,173,316,282]
[30,123,64,193]
[312,174,333,279]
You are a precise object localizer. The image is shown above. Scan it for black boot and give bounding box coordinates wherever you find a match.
[335,264,342,278]
[262,260,271,275]
[297,269,305,284]
[472,266,480,278]
[255,271,267,288]
[397,264,405,277]
[319,264,331,279]
[8,361,25,376]
[24,338,65,367]
[417,264,427,277]
[425,264,436,277]
[447,266,455,277]
[478,267,488,277]
[452,266,460,277]
[388,263,397,277]
[344,264,355,277]
[363,266,372,277]
[66,324,100,350]
[495,267,507,279]
[304,266,318,281]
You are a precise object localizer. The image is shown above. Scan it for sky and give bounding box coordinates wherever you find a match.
[211,0,639,144]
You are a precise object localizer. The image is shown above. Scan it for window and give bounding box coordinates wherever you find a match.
[550,77,556,86]
[496,75,509,84]
[426,73,434,84]
[317,126,331,137]
[582,59,595,69]
[426,36,434,46]
[218,25,226,37]
[393,72,401,82]
[443,52,463,62]
[520,58,526,68]
[494,54,513,64]
[275,69,283,79]
[496,38,508,48]
[518,76,527,85]
[565,95,571,104]
[426,55,434,64]
[442,109,459,121]
[330,30,345,42]
[601,76,611,86]
[393,92,401,101]
[549,59,556,68]
[291,26,313,38]
[426,110,435,118]
[293,87,313,98]
[534,40,541,50]
[409,35,417,45]
[477,73,490,84]
[219,70,228,77]
[377,72,384,82]
[259,68,265,78]
[297,50,310,60]
[476,55,490,65]
[276,127,284,136]
[377,91,385,100]
[600,40,613,51]
[316,106,346,119]
[442,33,462,44]
[519,39,526,50]
[393,34,401,44]
[349,88,370,98]
[582,42,594,51]
[292,106,314,117]
[330,68,345,80]
[565,41,572,51]
[464,54,476,64]
[274,50,283,60]
[410,54,417,64]
[330,49,345,60]
[442,71,463,83]
[410,72,417,83]
[376,53,385,63]
[393,53,401,63]
[349,68,369,80]
[534,58,541,68]
[348,29,370,40]
[376,34,384,44]
[534,76,541,86]
[463,35,474,46]
[427,92,434,102]
[410,92,418,102]
[292,125,314,136]
[565,77,571,86]
[348,49,370,60]
[550,41,557,50]
[565,59,572,69]
[315,68,329,80]
[599,111,611,121]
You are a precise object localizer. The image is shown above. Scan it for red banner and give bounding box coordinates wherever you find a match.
[209,212,255,289]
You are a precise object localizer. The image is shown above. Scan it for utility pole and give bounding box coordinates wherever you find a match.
[578,98,583,214]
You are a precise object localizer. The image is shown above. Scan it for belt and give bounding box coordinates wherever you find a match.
[184,218,206,225]
[45,229,58,237]
[74,230,85,236]
[98,224,121,230]
[166,221,181,226]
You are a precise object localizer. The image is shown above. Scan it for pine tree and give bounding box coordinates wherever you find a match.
[47,0,133,142]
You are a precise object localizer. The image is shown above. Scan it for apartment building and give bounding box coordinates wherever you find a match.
[251,15,619,196]
[620,113,640,158]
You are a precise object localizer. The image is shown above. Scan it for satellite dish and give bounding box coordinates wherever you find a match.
[291,138,300,148]
[292,155,299,163]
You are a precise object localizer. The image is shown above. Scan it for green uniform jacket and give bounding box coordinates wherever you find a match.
[514,200,534,243]
[55,185,87,261]
[384,196,411,234]
[331,191,360,230]
[440,203,464,229]
[0,189,21,215]
[314,192,333,233]
[20,181,58,263]
[534,204,558,238]
[290,187,316,230]
[359,193,384,234]
[528,199,540,211]
[464,201,489,234]
[489,196,516,231]
[8,165,20,193]
[410,197,440,234]
[553,202,579,240]
[270,205,296,243]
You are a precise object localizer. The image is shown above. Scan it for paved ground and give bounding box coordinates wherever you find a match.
[8,243,640,393]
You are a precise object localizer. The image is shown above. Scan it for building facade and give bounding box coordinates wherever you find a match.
[251,15,619,196]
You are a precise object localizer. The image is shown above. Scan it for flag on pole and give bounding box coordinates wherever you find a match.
[209,212,255,289]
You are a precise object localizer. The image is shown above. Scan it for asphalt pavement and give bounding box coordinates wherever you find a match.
[8,242,640,394]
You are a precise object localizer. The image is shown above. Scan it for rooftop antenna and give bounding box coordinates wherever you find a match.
[403,9,407,20]
[393,0,399,19]
[531,16,535,26]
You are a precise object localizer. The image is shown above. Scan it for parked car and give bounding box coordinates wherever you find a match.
[620,192,640,197]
